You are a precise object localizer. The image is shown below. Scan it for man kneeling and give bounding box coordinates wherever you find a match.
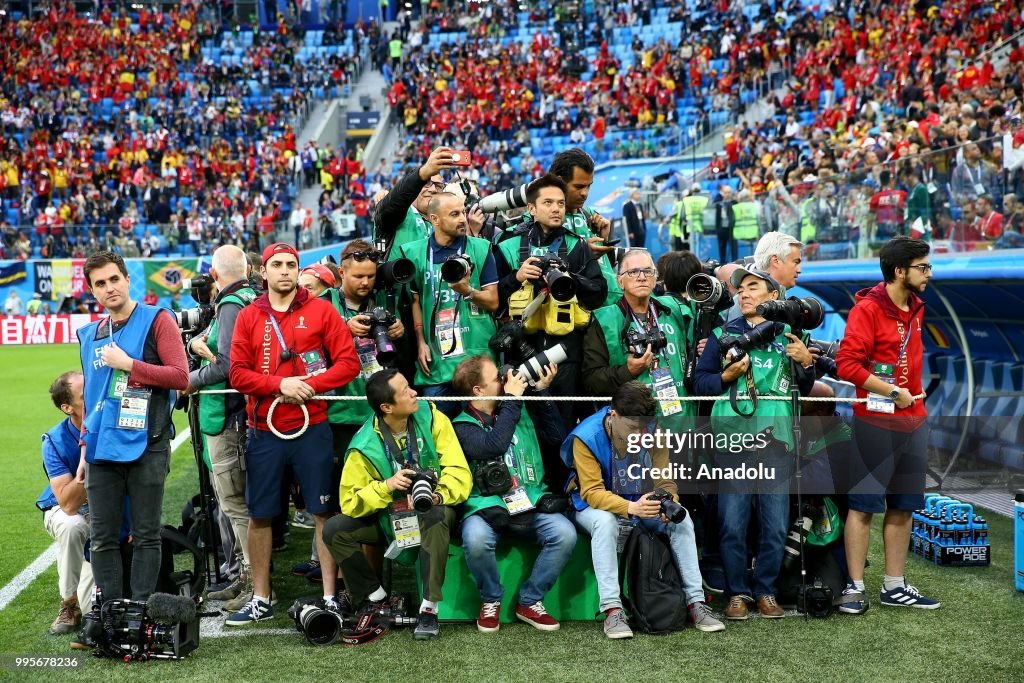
[323,369,471,640]
[563,381,724,638]
[452,355,576,633]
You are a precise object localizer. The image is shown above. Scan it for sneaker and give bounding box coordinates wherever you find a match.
[688,602,725,632]
[272,538,289,552]
[413,610,439,640]
[756,594,785,619]
[477,600,501,633]
[292,559,321,577]
[224,586,276,612]
[49,598,82,635]
[208,576,246,601]
[723,595,749,621]
[602,607,633,639]
[837,583,868,615]
[225,596,274,626]
[292,510,316,529]
[879,584,941,609]
[306,564,323,583]
[515,601,559,631]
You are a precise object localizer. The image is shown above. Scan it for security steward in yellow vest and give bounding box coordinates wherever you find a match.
[731,190,760,243]
[582,249,696,419]
[494,174,608,433]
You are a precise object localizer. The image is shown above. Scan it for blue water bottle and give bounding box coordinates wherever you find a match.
[1015,491,1024,592]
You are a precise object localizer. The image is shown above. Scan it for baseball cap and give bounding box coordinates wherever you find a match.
[262,242,299,265]
[300,263,336,288]
[731,267,780,292]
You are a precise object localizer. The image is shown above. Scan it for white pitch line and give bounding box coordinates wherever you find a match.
[0,429,192,611]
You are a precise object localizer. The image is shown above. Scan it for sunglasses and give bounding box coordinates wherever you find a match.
[343,250,383,263]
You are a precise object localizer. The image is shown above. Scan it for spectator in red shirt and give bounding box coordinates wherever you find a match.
[977,195,1004,240]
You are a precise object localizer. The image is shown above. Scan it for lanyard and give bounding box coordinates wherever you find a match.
[428,237,464,357]
[379,418,421,469]
[267,311,293,367]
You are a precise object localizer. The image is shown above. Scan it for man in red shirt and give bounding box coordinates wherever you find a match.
[868,170,907,239]
[976,195,1003,240]
[835,237,940,613]
[227,242,360,625]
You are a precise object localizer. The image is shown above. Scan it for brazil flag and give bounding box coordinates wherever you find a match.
[144,259,198,295]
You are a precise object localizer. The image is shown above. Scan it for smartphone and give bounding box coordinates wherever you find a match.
[450,151,473,166]
[602,239,621,246]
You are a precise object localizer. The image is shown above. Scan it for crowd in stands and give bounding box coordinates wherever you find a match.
[0,0,368,261]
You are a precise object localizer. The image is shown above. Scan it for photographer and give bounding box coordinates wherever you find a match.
[227,242,361,626]
[563,382,722,639]
[693,268,815,621]
[494,174,607,421]
[451,355,575,633]
[75,251,189,604]
[373,147,461,258]
[547,148,621,307]
[398,192,499,417]
[323,369,472,640]
[183,246,257,607]
[582,249,695,417]
[37,371,94,634]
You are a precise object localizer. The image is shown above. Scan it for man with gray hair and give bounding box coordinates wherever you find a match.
[753,231,804,295]
[183,245,259,607]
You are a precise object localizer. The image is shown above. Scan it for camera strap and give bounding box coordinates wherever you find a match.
[378,418,421,469]
[728,364,759,417]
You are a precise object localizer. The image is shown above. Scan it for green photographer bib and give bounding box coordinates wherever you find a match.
[710,324,802,450]
[198,287,256,436]
[380,206,431,259]
[566,210,622,307]
[400,236,497,386]
[453,408,547,517]
[593,296,695,418]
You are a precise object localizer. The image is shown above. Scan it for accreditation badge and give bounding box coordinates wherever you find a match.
[501,476,534,516]
[866,362,896,414]
[117,387,151,430]
[390,498,422,549]
[436,307,465,357]
[651,365,683,416]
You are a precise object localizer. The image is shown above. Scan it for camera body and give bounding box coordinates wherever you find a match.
[718,320,780,363]
[649,489,687,524]
[797,579,834,618]
[365,306,398,364]
[532,253,576,302]
[489,319,536,361]
[440,254,473,283]
[474,459,514,497]
[408,465,439,513]
[626,326,668,359]
[176,275,216,342]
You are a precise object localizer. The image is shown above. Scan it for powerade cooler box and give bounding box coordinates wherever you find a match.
[912,495,990,567]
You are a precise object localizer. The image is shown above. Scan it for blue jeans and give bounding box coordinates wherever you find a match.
[462,511,576,606]
[716,446,794,599]
[421,382,462,419]
[573,505,706,611]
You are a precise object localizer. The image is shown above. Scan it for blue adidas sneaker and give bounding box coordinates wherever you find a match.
[879,584,940,609]
[837,583,868,615]
[225,596,275,626]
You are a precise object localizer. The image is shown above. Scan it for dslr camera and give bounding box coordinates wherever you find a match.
[289,594,417,646]
[649,489,687,524]
[797,579,835,619]
[626,326,668,358]
[474,459,514,497]
[440,254,473,283]
[365,307,398,364]
[531,253,576,302]
[176,274,216,341]
[499,343,568,387]
[718,320,780,363]
[408,465,439,513]
[756,296,825,333]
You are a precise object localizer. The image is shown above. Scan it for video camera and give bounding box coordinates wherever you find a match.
[289,594,418,646]
[175,275,216,341]
[80,589,200,661]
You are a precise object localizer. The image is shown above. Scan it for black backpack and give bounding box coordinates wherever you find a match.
[619,526,689,634]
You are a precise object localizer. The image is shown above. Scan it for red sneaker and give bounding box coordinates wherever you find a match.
[477,600,501,633]
[515,601,560,631]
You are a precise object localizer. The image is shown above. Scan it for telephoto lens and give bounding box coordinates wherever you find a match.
[440,255,472,283]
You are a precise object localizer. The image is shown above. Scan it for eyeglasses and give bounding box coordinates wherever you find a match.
[622,268,658,280]
[907,264,933,274]
[343,250,382,263]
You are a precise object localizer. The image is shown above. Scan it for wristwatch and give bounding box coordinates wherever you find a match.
[887,388,900,401]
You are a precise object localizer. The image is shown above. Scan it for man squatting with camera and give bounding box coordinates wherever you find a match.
[227,242,361,625]
[37,371,94,634]
[182,246,259,608]
[694,267,815,620]
[451,354,575,633]
[323,368,472,640]
[563,381,724,638]
[75,251,189,604]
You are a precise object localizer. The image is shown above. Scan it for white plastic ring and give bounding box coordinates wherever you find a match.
[266,396,309,440]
